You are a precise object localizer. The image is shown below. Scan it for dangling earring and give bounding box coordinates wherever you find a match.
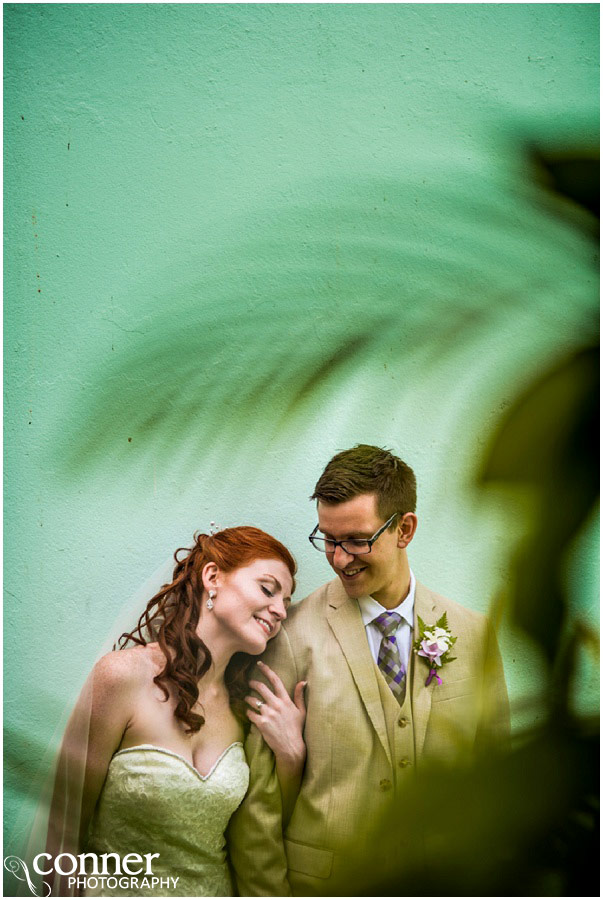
[206,590,216,610]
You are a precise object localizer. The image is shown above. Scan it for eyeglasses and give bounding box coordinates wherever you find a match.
[309,512,400,556]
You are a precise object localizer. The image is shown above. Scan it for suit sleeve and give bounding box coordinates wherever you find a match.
[475,617,511,752]
[227,626,299,897]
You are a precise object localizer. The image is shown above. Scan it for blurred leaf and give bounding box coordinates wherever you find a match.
[340,723,598,897]
[480,346,598,663]
[481,347,598,485]
[53,172,597,477]
[530,148,599,223]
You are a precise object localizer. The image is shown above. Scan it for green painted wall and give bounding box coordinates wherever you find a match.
[4,3,598,846]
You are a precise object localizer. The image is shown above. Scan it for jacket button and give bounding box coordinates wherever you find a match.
[398,716,409,727]
[379,779,392,791]
[398,757,412,768]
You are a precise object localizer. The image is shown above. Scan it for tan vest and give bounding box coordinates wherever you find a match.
[375,649,416,796]
[364,653,418,882]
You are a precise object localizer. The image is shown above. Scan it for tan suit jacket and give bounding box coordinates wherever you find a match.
[228,578,509,896]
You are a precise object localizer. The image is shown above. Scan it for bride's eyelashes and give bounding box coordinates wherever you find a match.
[261,585,274,598]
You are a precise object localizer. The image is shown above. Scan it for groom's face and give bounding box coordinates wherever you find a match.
[317,493,402,604]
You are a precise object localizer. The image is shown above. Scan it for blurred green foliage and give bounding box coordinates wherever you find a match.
[56,168,596,478]
[336,151,599,897]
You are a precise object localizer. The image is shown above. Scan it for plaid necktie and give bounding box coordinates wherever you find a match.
[373,611,406,703]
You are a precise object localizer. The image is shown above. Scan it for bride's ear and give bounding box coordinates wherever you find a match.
[201,561,220,594]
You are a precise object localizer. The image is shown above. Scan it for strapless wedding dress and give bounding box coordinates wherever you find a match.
[84,743,249,897]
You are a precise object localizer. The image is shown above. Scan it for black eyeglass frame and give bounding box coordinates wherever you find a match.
[308,512,400,555]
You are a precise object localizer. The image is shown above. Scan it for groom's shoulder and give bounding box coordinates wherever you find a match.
[283,577,341,631]
[258,579,339,665]
[416,580,489,639]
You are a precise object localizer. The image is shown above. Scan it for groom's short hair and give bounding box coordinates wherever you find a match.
[311,444,417,523]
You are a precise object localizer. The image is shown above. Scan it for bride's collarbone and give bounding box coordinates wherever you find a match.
[194,679,230,704]
[120,668,242,767]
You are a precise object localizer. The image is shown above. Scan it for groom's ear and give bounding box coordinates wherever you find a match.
[397,513,418,549]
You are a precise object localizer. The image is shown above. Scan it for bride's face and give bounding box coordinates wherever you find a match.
[209,558,293,655]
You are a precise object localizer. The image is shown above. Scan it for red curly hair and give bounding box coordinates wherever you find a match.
[116,526,296,733]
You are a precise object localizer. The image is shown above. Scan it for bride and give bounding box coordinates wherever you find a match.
[45,525,305,897]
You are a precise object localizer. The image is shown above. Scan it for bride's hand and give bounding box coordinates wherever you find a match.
[245,661,307,772]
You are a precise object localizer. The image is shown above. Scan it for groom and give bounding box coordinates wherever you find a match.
[228,444,510,896]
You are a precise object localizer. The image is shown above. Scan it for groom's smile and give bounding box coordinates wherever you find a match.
[339,564,368,581]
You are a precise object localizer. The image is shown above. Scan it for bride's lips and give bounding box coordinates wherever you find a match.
[254,615,273,636]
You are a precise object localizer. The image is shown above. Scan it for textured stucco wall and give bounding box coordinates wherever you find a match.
[4,3,599,845]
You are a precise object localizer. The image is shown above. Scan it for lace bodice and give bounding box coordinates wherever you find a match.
[84,743,249,897]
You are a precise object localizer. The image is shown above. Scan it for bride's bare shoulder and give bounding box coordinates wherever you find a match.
[92,644,167,693]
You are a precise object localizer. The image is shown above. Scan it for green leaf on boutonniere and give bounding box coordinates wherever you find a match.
[417,615,426,635]
[435,612,450,631]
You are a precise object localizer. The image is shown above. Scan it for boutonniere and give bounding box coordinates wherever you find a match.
[414,612,457,687]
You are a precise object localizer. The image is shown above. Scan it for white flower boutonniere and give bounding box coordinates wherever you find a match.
[414,612,457,687]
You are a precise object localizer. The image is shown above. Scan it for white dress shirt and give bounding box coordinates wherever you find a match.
[357,569,416,673]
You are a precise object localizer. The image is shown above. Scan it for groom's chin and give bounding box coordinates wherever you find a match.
[337,575,361,598]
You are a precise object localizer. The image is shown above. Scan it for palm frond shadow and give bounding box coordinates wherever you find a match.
[56,171,596,478]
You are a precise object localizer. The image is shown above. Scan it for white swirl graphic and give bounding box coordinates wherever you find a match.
[4,856,51,897]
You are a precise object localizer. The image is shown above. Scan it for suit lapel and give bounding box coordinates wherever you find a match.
[411,581,444,758]
[325,581,392,766]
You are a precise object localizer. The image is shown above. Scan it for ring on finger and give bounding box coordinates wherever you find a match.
[255,699,264,711]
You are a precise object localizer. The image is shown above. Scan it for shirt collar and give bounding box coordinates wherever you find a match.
[358,569,416,629]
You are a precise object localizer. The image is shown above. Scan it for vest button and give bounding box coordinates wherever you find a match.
[379,778,392,791]
[398,757,412,768]
[398,716,409,728]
